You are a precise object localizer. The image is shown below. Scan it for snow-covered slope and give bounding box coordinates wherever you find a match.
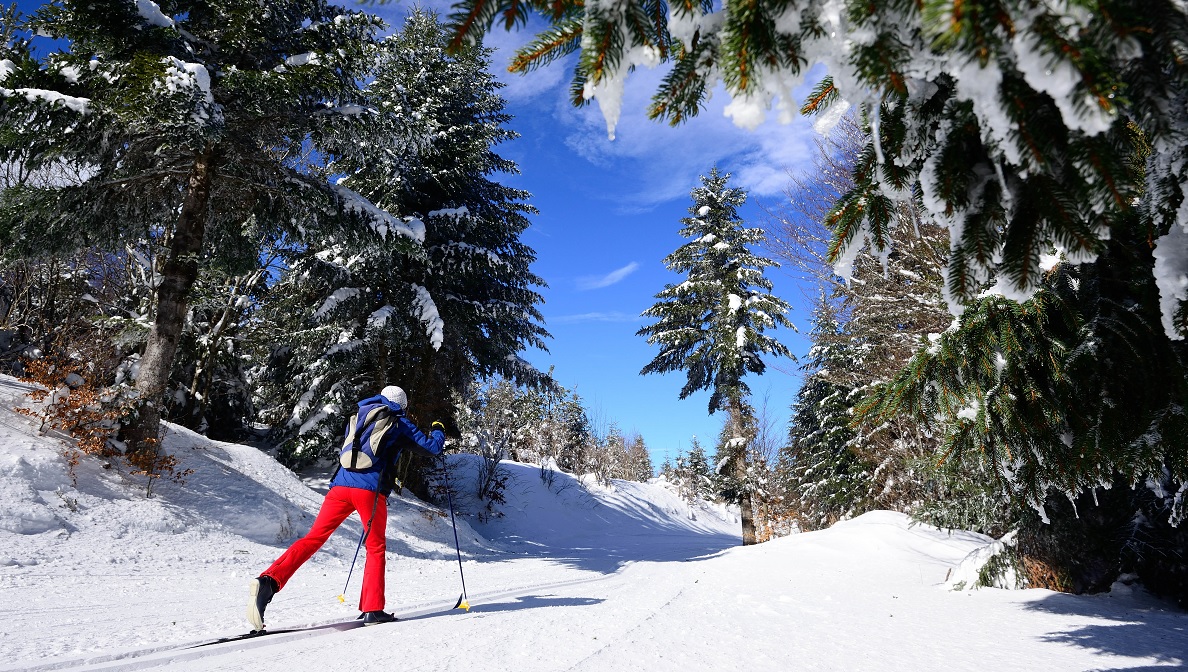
[1,374,1184,672]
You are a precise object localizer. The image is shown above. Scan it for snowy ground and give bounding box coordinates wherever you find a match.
[0,374,1185,671]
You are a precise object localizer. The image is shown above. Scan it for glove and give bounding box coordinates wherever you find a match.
[431,421,445,431]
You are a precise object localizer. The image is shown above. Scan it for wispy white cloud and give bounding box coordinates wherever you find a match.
[556,69,818,211]
[577,262,640,290]
[551,311,642,324]
[373,7,820,213]
[492,50,824,214]
[420,13,812,189]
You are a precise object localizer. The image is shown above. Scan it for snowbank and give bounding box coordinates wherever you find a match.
[1,374,1184,671]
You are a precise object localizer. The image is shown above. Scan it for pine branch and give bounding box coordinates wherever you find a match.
[720,0,772,93]
[824,192,867,265]
[447,0,500,52]
[645,0,670,60]
[648,43,711,123]
[800,77,838,116]
[510,19,583,73]
[580,12,624,85]
[501,0,531,30]
[569,64,591,108]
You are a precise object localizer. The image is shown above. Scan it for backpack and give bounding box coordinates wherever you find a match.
[339,403,398,470]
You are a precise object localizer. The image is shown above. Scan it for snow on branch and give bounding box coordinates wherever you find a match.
[160,57,218,124]
[135,0,175,29]
[1153,219,1188,340]
[285,52,321,67]
[368,305,395,330]
[329,182,425,242]
[324,340,363,358]
[313,287,360,321]
[0,85,91,114]
[411,284,444,350]
[429,206,469,220]
[290,374,327,429]
[314,104,376,116]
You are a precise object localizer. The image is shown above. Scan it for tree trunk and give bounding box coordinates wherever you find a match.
[736,448,757,545]
[126,148,214,453]
[731,402,758,546]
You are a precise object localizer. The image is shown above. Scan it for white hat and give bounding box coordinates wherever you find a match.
[380,385,407,409]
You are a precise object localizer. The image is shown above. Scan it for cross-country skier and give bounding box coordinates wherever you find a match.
[247,385,445,629]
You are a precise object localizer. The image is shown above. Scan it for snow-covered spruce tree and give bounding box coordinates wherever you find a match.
[764,112,951,517]
[659,455,673,478]
[778,293,870,531]
[0,0,401,454]
[343,9,549,413]
[552,388,593,475]
[451,377,519,510]
[252,10,548,471]
[638,168,793,545]
[664,437,716,503]
[510,384,553,465]
[861,202,1188,601]
[598,429,652,482]
[451,376,612,506]
[528,381,606,483]
[625,433,654,482]
[682,438,715,501]
[585,422,626,486]
[453,376,643,486]
[248,226,428,470]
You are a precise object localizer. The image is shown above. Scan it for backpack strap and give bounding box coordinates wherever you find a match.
[340,411,364,470]
[350,426,362,469]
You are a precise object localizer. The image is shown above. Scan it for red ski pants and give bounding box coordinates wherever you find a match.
[261,486,388,612]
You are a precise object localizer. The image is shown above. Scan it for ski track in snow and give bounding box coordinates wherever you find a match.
[1,374,1186,671]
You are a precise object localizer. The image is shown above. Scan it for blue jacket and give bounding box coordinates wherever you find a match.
[330,394,444,495]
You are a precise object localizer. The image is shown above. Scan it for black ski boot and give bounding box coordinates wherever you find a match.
[362,610,398,626]
[247,575,278,631]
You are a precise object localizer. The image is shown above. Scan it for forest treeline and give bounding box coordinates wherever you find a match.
[0,4,650,498]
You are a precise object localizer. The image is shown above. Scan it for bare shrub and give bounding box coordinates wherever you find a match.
[17,353,192,495]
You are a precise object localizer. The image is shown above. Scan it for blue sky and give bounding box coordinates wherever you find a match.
[373,5,824,467]
[13,1,825,468]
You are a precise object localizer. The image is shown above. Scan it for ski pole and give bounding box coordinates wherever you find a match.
[338,488,382,604]
[442,462,470,611]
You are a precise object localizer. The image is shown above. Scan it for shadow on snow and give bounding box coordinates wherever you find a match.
[1021,590,1187,669]
[403,594,606,621]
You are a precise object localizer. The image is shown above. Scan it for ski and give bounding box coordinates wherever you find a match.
[187,620,364,649]
[188,628,300,648]
[187,601,450,651]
